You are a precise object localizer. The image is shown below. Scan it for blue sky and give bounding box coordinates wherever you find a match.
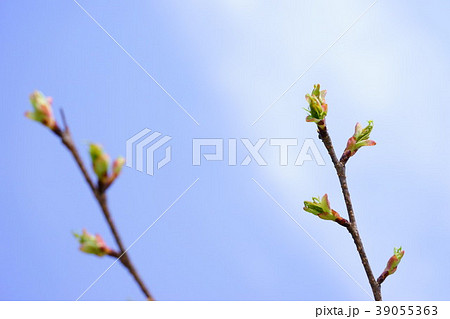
[1,0,449,300]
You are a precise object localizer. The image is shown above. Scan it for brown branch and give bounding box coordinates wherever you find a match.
[317,126,382,301]
[52,116,154,301]
[377,271,389,285]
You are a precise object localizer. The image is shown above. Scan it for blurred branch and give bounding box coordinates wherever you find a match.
[51,111,154,300]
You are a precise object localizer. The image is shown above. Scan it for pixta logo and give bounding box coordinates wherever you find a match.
[192,138,325,166]
[126,129,172,176]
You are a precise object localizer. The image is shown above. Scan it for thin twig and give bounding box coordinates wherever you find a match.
[377,271,389,285]
[318,126,382,301]
[52,113,154,300]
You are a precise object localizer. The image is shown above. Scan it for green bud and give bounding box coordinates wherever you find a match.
[341,121,376,163]
[25,91,57,129]
[73,229,112,257]
[304,84,328,129]
[89,144,110,182]
[112,157,125,176]
[377,247,405,284]
[303,194,346,225]
[386,247,405,275]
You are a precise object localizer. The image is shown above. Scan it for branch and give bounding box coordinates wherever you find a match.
[318,126,382,301]
[53,113,154,301]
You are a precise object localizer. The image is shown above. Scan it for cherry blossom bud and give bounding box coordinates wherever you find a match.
[341,121,376,164]
[112,157,125,177]
[377,247,405,284]
[73,229,112,257]
[103,156,126,186]
[89,144,110,182]
[25,91,58,130]
[385,247,405,275]
[303,194,349,226]
[304,84,328,129]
